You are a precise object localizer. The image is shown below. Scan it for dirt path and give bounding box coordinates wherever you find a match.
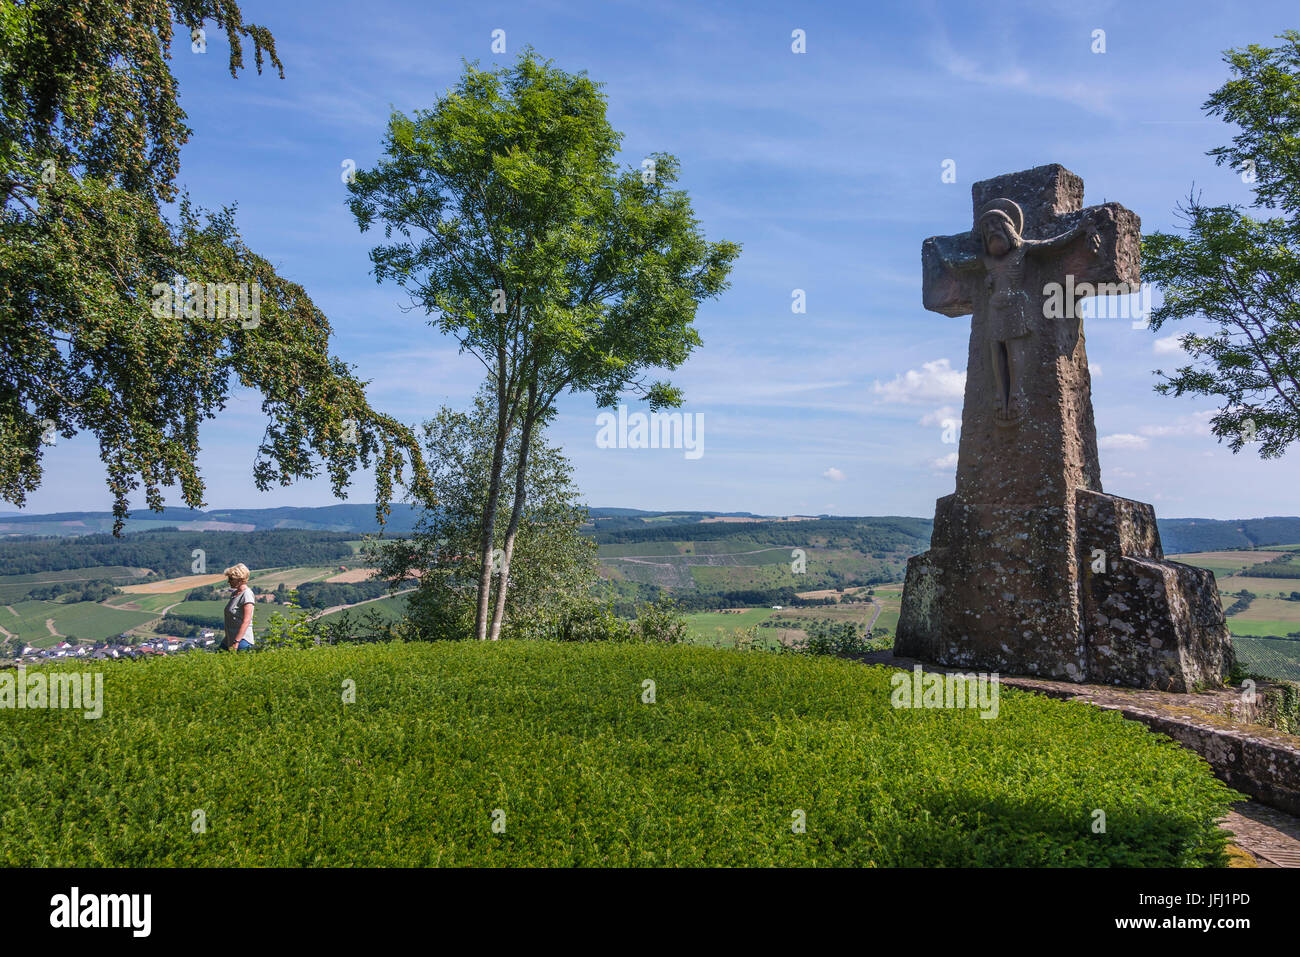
[5,605,18,617]
[44,618,62,638]
[865,598,882,631]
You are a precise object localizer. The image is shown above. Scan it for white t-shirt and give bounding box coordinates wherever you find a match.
[223,585,256,646]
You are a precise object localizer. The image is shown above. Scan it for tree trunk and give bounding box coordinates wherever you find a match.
[488,393,537,641]
[474,379,511,641]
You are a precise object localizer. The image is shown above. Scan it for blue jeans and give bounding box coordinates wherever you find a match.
[236,639,254,651]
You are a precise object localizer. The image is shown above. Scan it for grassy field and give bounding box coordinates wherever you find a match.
[870,586,904,633]
[0,641,1240,866]
[684,607,777,645]
[319,593,409,622]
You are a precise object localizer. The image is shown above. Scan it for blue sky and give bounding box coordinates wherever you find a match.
[26,0,1300,519]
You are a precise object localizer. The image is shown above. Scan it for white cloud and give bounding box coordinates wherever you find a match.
[1098,433,1149,450]
[1089,362,1102,377]
[874,359,966,405]
[929,452,959,469]
[822,467,846,482]
[1154,335,1186,356]
[923,16,1117,117]
[919,405,960,427]
[1138,410,1215,438]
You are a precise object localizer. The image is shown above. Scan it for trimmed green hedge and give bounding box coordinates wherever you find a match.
[0,642,1240,866]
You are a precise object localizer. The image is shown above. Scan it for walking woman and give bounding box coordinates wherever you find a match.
[222,563,257,651]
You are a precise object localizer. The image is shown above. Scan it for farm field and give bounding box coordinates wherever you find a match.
[1230,596,1300,624]
[870,586,904,633]
[595,523,919,598]
[0,600,156,647]
[0,566,151,602]
[1169,551,1300,644]
[1234,637,1300,681]
[325,567,379,583]
[321,593,409,622]
[121,573,228,595]
[164,599,237,625]
[1169,550,1288,575]
[1226,619,1300,637]
[1219,578,1300,598]
[105,591,196,613]
[684,607,776,645]
[685,599,885,648]
[0,642,1239,866]
[248,565,340,588]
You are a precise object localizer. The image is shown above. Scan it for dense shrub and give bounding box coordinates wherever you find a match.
[0,642,1240,866]
[632,596,688,644]
[798,620,892,657]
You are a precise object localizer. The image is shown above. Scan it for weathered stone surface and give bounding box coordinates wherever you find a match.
[896,164,1233,692]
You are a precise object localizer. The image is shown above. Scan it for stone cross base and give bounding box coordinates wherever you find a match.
[896,488,1234,692]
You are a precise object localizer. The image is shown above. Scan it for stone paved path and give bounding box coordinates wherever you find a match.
[1221,804,1300,868]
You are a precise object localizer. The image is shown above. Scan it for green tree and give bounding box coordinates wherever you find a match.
[1,1,428,531]
[1142,32,1300,457]
[348,49,738,640]
[367,393,600,641]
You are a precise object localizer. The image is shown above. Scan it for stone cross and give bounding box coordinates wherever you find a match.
[919,164,1139,502]
[896,164,1232,692]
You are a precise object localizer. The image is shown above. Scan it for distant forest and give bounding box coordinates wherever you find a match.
[0,529,355,578]
[590,514,1300,556]
[590,517,934,551]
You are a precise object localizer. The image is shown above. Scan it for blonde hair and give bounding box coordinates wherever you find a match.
[223,563,250,584]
